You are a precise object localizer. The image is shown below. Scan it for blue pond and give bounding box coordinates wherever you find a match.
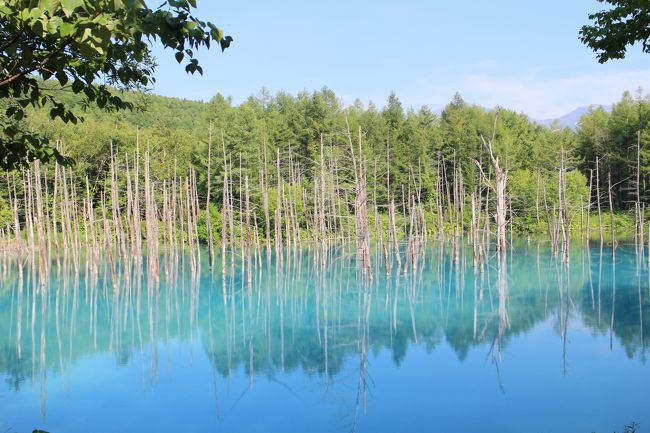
[0,242,649,433]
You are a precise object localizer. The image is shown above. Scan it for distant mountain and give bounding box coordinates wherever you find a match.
[536,105,611,130]
[431,103,610,131]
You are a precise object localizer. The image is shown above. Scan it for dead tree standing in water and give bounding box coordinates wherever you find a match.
[476,114,508,254]
[346,118,372,277]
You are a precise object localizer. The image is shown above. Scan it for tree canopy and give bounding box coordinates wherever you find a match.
[0,0,232,170]
[580,0,650,63]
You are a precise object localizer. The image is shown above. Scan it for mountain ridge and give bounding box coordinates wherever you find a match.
[535,105,612,129]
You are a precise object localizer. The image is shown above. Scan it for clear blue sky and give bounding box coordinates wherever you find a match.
[150,0,650,119]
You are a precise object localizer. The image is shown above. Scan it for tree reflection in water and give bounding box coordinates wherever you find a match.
[0,240,648,425]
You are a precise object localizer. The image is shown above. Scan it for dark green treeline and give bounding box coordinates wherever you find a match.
[1,85,649,237]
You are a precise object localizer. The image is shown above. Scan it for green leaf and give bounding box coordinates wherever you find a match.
[79,27,92,42]
[38,0,50,12]
[210,25,223,41]
[29,7,43,20]
[55,69,68,85]
[38,0,60,15]
[175,51,184,63]
[48,0,60,15]
[46,15,62,33]
[220,35,233,51]
[184,21,198,31]
[71,79,84,93]
[60,0,83,16]
[83,86,94,100]
[59,21,75,36]
[49,105,62,120]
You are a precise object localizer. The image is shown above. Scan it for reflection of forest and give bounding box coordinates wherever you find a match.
[0,243,648,391]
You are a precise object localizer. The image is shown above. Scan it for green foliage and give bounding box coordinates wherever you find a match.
[508,169,589,234]
[576,91,650,210]
[580,0,650,63]
[0,0,231,169]
[6,82,648,238]
[508,169,544,233]
[565,170,590,209]
[0,193,12,229]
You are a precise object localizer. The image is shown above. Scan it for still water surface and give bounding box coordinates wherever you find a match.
[0,243,649,432]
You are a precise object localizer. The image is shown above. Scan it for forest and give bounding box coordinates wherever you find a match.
[1,84,649,262]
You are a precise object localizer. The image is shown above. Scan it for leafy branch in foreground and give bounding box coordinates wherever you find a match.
[580,0,650,63]
[0,0,232,170]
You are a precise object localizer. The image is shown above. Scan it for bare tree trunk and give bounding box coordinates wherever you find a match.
[319,133,327,252]
[386,138,401,268]
[7,173,20,244]
[220,131,229,274]
[346,118,372,277]
[436,157,445,241]
[635,131,642,254]
[596,157,603,246]
[535,172,541,227]
[275,149,283,260]
[477,114,507,254]
[206,123,214,267]
[260,143,271,261]
[133,137,142,260]
[559,148,569,263]
[244,175,252,286]
[587,169,593,242]
[471,193,478,271]
[608,171,616,252]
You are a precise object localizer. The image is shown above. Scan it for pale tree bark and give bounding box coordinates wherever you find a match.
[476,114,508,254]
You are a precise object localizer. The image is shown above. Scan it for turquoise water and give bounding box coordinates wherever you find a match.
[0,243,649,433]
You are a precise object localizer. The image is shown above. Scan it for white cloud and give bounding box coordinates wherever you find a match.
[404,69,650,119]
